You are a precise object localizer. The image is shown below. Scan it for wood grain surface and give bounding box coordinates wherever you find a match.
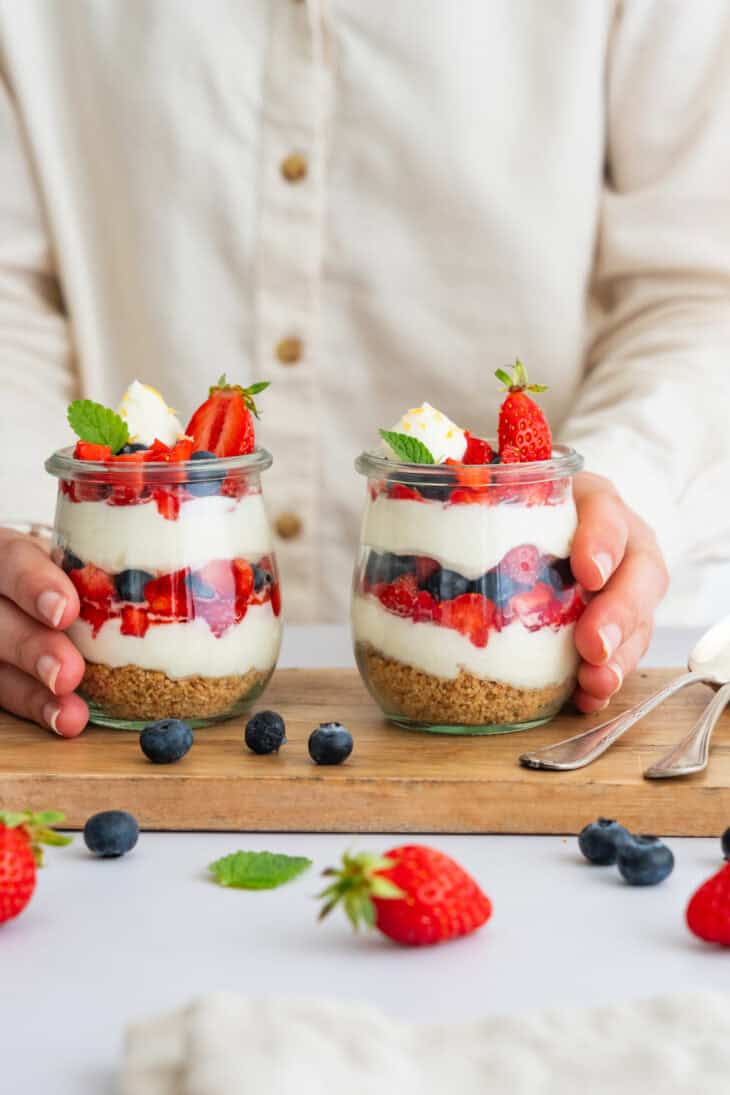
[1,668,728,834]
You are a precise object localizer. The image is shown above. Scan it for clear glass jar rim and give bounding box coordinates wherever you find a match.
[355,443,583,483]
[45,445,273,481]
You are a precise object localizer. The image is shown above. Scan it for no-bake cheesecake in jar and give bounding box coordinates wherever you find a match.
[352,362,585,734]
[46,378,281,728]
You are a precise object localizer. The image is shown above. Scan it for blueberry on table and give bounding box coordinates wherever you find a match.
[187,450,223,497]
[578,818,631,865]
[617,835,674,886]
[245,711,287,755]
[140,719,194,763]
[83,810,139,857]
[308,722,353,765]
[722,827,730,860]
[115,569,154,602]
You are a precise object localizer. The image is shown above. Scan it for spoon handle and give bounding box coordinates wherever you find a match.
[519,670,704,771]
[643,681,730,779]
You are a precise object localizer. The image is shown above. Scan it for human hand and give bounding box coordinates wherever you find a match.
[0,530,88,735]
[569,472,669,714]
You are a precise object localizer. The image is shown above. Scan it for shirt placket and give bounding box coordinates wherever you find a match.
[254,0,332,622]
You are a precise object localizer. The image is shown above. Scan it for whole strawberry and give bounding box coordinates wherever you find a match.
[318,844,492,946]
[686,862,730,946]
[0,810,72,924]
[496,360,552,462]
[186,375,270,457]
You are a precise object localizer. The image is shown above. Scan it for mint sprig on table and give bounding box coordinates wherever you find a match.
[209,850,312,890]
[67,399,129,452]
[379,429,434,464]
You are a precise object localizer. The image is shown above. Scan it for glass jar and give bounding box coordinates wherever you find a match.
[45,447,282,729]
[352,445,585,734]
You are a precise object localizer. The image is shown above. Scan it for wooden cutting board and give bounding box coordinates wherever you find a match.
[1,668,728,834]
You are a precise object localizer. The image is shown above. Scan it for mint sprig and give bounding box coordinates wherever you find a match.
[67,400,129,452]
[379,430,435,464]
[209,850,312,890]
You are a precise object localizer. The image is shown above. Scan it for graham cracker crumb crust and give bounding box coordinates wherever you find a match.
[356,643,574,726]
[80,662,268,720]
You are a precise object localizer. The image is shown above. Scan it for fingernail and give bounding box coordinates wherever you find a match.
[37,591,66,628]
[598,623,622,660]
[592,553,613,586]
[37,655,61,694]
[43,702,62,735]
[606,660,624,694]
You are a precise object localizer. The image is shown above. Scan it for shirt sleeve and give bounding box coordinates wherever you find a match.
[0,54,77,525]
[561,0,730,572]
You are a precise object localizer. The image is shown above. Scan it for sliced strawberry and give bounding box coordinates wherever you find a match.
[509,582,557,630]
[462,432,494,465]
[186,378,268,457]
[414,556,440,585]
[388,484,424,502]
[270,581,282,617]
[120,605,150,637]
[153,487,181,521]
[232,559,254,605]
[378,574,418,618]
[142,439,171,461]
[501,544,541,586]
[196,597,238,637]
[221,472,247,499]
[449,488,487,505]
[73,442,112,461]
[144,571,191,619]
[167,438,194,462]
[70,564,115,605]
[440,593,494,647]
[559,587,586,626]
[412,590,441,623]
[109,451,145,504]
[79,602,111,636]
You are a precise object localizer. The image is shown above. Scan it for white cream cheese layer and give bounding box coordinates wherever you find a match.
[352,594,578,688]
[361,496,576,578]
[57,493,273,573]
[70,604,282,680]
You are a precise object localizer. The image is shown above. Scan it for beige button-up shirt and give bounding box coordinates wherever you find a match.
[2,1,730,624]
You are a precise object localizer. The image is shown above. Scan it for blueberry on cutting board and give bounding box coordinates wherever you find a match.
[140,719,194,763]
[84,811,139,857]
[308,723,353,765]
[245,711,287,755]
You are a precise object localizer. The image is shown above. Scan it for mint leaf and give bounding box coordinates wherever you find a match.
[209,850,312,890]
[379,430,435,464]
[67,400,129,452]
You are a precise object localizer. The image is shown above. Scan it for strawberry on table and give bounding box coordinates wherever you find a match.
[686,862,730,946]
[0,810,72,925]
[186,375,269,457]
[319,844,492,947]
[496,360,552,462]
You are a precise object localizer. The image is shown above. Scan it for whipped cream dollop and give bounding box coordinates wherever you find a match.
[116,380,184,446]
[382,402,467,464]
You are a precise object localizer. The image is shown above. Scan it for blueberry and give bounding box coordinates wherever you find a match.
[364,552,414,586]
[118,442,148,454]
[252,564,274,592]
[490,453,501,464]
[308,722,353,765]
[245,710,287,755]
[423,567,470,601]
[578,818,631,865]
[187,450,223,497]
[115,569,154,602]
[617,835,674,886]
[61,549,84,573]
[722,827,730,860]
[417,483,452,501]
[83,810,139,857]
[185,572,216,600]
[543,557,575,592]
[140,719,194,764]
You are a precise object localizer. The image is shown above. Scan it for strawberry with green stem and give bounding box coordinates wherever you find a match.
[0,810,72,925]
[496,359,552,462]
[186,376,270,457]
[318,844,492,946]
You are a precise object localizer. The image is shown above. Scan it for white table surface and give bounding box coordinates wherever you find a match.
[3,624,723,1094]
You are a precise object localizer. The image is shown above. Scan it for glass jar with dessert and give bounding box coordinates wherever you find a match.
[45,378,282,729]
[352,363,586,734]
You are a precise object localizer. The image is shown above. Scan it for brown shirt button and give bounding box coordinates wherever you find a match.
[275,512,303,540]
[280,153,308,183]
[276,336,303,365]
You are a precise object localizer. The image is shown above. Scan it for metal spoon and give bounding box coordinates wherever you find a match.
[518,613,730,772]
[643,617,730,778]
